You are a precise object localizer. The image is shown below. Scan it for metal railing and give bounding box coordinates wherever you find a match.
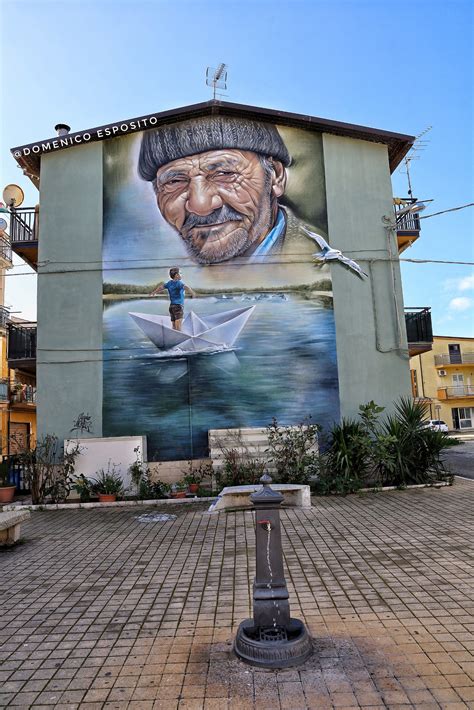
[4,458,30,493]
[0,237,12,263]
[9,207,37,243]
[435,352,474,366]
[441,386,474,398]
[7,323,37,360]
[395,199,421,232]
[0,378,8,401]
[11,384,36,404]
[404,307,433,344]
[0,306,10,329]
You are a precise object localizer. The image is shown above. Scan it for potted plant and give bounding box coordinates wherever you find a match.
[91,464,124,503]
[0,460,16,504]
[184,470,202,494]
[170,480,187,499]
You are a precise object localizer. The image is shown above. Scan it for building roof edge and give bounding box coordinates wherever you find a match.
[10,99,415,186]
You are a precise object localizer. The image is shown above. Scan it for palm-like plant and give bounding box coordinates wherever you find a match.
[379,397,457,486]
[314,398,458,495]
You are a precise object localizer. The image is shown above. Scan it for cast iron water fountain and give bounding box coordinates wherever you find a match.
[234,473,313,667]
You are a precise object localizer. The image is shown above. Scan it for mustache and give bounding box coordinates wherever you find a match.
[182,205,243,230]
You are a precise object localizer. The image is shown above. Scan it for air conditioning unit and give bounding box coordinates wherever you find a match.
[439,369,447,377]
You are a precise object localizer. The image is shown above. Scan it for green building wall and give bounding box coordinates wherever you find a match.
[37,143,104,439]
[323,134,411,418]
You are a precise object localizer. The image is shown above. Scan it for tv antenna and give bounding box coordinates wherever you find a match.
[206,63,228,99]
[399,125,432,198]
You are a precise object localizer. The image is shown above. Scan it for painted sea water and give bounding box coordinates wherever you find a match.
[103,294,339,460]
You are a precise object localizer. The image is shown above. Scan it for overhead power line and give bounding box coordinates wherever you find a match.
[419,202,474,220]
[2,256,474,279]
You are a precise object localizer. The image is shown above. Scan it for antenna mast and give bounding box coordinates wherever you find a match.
[400,125,432,198]
[206,63,228,99]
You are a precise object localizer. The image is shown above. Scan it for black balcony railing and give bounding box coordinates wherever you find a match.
[0,306,10,329]
[0,237,12,263]
[404,307,433,344]
[7,323,37,361]
[395,199,422,233]
[9,207,37,243]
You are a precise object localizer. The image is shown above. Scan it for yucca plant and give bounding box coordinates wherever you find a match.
[379,398,457,486]
[313,398,457,495]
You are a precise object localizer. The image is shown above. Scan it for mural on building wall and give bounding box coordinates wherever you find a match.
[102,116,340,460]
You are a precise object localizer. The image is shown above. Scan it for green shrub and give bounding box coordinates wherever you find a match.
[266,418,320,484]
[138,476,170,499]
[378,398,456,487]
[218,448,266,488]
[72,474,93,502]
[313,398,457,495]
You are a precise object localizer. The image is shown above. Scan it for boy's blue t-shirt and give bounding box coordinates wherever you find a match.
[164,279,185,305]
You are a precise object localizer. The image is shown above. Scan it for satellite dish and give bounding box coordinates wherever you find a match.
[0,217,7,233]
[2,184,25,208]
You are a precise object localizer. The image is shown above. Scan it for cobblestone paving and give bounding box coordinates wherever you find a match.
[1,482,473,709]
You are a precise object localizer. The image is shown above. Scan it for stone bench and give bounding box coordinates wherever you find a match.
[0,510,30,545]
[208,484,311,514]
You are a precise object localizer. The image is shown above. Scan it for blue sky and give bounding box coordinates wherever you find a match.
[1,0,473,335]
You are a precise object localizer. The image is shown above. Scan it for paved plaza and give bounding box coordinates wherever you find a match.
[1,480,473,709]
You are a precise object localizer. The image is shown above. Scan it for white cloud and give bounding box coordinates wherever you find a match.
[448,297,473,312]
[459,274,474,291]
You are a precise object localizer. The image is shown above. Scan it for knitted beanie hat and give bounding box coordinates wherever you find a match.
[138,116,290,181]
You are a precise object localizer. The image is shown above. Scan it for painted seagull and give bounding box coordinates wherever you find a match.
[302,228,368,278]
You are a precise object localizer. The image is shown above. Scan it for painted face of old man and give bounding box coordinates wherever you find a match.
[154,149,286,264]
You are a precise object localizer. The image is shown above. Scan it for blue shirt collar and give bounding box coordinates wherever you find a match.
[248,209,286,260]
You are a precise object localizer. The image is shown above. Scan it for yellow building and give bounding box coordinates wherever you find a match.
[0,220,36,457]
[0,229,12,454]
[410,335,474,430]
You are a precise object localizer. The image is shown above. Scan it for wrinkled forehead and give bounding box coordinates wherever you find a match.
[155,149,260,181]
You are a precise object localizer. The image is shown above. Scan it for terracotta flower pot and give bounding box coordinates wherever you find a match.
[98,493,116,503]
[171,491,186,499]
[0,486,16,504]
[188,483,199,494]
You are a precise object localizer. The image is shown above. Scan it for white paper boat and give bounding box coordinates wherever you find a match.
[129,306,255,353]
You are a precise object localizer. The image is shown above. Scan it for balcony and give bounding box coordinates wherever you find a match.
[7,323,37,374]
[438,386,474,400]
[435,352,474,366]
[405,307,433,357]
[0,237,12,266]
[11,383,36,407]
[0,305,10,330]
[9,207,38,270]
[0,378,8,402]
[395,198,422,253]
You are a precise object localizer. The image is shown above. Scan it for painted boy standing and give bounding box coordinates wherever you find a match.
[151,267,195,331]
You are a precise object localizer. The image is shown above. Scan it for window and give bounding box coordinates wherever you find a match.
[455,407,473,429]
[452,373,464,396]
[448,344,462,364]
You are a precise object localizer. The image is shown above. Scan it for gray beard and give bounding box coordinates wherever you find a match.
[182,224,252,264]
